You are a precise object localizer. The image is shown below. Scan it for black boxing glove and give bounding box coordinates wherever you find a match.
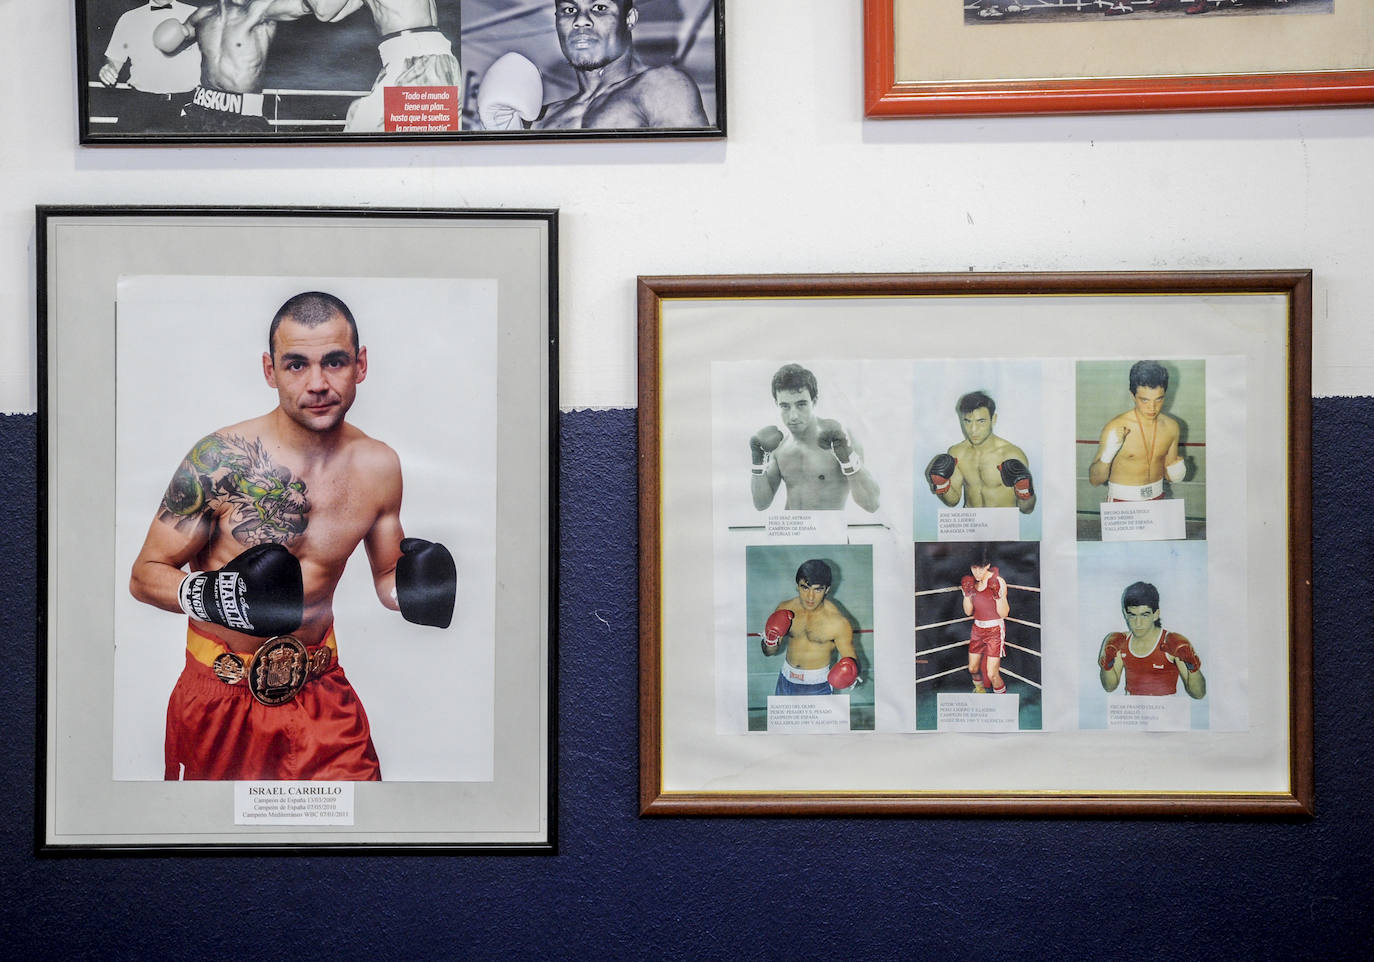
[816,419,861,476]
[750,426,784,475]
[178,543,303,638]
[997,458,1034,501]
[928,454,957,495]
[397,537,457,629]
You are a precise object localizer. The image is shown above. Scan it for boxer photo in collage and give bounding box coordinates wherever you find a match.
[710,354,1241,738]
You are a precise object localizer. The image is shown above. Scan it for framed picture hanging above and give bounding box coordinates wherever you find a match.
[77,1,726,144]
[864,0,1374,117]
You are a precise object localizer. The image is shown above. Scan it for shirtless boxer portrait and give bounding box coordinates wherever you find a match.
[1097,581,1206,699]
[925,390,1037,515]
[476,0,709,131]
[155,1,459,133]
[152,0,302,132]
[961,547,1010,695]
[128,291,457,780]
[759,560,862,697]
[1088,360,1187,503]
[748,363,881,513]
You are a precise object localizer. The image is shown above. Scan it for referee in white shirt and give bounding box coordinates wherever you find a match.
[98,1,202,131]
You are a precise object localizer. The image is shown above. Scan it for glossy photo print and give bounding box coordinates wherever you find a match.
[77,0,725,144]
[39,207,556,853]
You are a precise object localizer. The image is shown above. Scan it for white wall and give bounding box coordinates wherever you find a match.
[3,2,1373,412]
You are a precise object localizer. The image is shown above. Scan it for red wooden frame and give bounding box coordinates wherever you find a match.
[864,0,1374,117]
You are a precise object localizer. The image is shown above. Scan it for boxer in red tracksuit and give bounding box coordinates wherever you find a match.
[1098,581,1206,699]
[961,556,1009,694]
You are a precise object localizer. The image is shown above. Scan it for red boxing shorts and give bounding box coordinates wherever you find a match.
[968,620,1006,659]
[164,623,381,781]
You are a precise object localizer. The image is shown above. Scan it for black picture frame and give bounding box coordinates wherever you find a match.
[77,1,726,145]
[37,205,557,853]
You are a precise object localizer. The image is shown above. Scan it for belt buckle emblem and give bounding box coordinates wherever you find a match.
[211,652,247,685]
[247,635,309,706]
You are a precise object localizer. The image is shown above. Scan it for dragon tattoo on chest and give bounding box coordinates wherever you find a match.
[159,433,310,546]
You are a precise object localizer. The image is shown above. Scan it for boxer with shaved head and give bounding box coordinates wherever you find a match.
[130,291,456,780]
[477,0,708,131]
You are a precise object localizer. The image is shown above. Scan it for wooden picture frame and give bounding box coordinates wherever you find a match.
[38,206,556,853]
[864,0,1374,117]
[77,0,725,144]
[638,270,1312,816]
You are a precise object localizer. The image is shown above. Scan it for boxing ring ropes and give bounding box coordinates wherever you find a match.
[1073,436,1208,529]
[87,81,366,131]
[914,580,1042,692]
[741,579,1041,692]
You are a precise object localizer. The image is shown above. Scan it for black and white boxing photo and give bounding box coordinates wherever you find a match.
[113,275,498,782]
[77,0,725,142]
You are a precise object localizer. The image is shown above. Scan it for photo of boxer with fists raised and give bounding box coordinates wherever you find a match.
[1076,358,1207,541]
[1088,360,1186,502]
[128,291,458,780]
[961,547,1010,695]
[474,0,711,131]
[924,389,1037,515]
[759,560,862,698]
[749,363,881,513]
[1097,581,1207,700]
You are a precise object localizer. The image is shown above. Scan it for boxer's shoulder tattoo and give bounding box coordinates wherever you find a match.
[158,432,311,545]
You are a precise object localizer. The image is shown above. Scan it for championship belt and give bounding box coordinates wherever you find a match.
[209,634,334,706]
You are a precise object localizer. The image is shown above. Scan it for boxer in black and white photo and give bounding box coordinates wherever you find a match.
[476,0,708,131]
[748,363,881,513]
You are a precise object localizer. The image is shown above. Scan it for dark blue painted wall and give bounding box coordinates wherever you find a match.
[2,406,1369,959]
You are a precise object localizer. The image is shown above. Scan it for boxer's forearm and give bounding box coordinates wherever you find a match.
[130,559,190,614]
[1088,459,1111,486]
[1182,666,1206,699]
[848,471,880,513]
[751,472,779,511]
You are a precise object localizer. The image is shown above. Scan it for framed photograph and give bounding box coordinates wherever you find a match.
[38,206,556,853]
[77,1,725,144]
[638,270,1312,815]
[864,0,1374,117]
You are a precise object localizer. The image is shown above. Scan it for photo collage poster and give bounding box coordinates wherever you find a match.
[710,349,1248,738]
